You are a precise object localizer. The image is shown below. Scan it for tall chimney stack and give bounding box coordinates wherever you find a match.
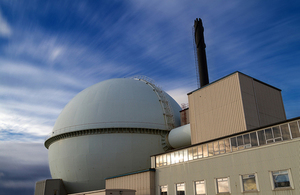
[194,18,209,88]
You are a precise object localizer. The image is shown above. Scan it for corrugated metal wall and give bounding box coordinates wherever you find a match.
[106,171,155,195]
[189,72,286,145]
[252,79,286,125]
[189,73,246,144]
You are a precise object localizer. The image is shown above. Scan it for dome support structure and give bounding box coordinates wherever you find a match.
[131,76,175,130]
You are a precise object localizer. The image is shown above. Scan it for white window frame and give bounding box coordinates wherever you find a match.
[215,177,231,194]
[194,180,206,195]
[159,184,168,195]
[175,182,186,195]
[239,173,259,192]
[269,169,294,190]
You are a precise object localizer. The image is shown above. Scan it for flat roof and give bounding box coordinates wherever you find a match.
[187,71,281,95]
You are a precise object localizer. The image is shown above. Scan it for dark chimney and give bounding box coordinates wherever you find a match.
[194,18,209,88]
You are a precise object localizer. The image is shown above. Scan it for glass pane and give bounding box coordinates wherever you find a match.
[208,143,214,156]
[272,170,290,188]
[193,147,198,159]
[195,181,205,195]
[174,152,179,164]
[197,145,203,158]
[231,137,237,151]
[202,144,208,157]
[176,183,185,195]
[156,156,160,167]
[166,154,171,165]
[183,149,188,162]
[162,154,166,166]
[272,126,281,138]
[171,153,175,164]
[289,122,300,138]
[224,139,231,152]
[243,134,250,145]
[250,132,258,147]
[242,174,257,191]
[265,128,273,140]
[217,178,229,193]
[178,150,184,162]
[237,135,243,146]
[214,141,219,155]
[257,130,266,145]
[219,140,225,154]
[188,148,193,161]
[160,185,167,195]
[280,124,291,140]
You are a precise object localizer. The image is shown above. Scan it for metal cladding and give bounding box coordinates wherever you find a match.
[194,18,209,88]
[51,78,181,137]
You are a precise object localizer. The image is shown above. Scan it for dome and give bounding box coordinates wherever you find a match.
[52,78,181,136]
[46,77,182,193]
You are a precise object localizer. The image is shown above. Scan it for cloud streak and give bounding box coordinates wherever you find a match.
[0,9,12,37]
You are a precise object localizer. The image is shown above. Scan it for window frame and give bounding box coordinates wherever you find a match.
[175,182,186,195]
[269,169,294,190]
[194,180,206,195]
[239,173,259,192]
[159,185,168,195]
[215,177,231,194]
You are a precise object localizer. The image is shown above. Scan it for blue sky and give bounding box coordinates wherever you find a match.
[0,1,300,194]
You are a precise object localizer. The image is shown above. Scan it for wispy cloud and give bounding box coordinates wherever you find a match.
[0,9,12,37]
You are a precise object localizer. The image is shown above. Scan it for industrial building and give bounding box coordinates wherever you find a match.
[35,19,300,195]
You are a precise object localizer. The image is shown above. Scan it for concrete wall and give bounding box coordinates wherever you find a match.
[155,139,300,195]
[188,72,286,144]
[35,179,67,195]
[106,170,155,195]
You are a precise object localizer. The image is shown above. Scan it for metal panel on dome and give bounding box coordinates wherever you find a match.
[52,78,181,136]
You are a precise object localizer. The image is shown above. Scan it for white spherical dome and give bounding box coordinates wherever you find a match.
[46,78,181,193]
[52,78,181,136]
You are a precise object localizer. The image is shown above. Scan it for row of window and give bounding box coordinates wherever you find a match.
[155,120,300,167]
[160,169,294,195]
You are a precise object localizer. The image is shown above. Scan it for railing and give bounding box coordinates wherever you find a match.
[154,119,300,168]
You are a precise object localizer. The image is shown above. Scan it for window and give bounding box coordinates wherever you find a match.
[257,130,266,145]
[213,141,220,155]
[219,140,226,154]
[224,139,231,152]
[289,122,300,138]
[195,180,206,195]
[176,183,185,195]
[280,124,291,140]
[250,132,258,146]
[202,144,208,157]
[216,177,230,193]
[230,137,237,151]
[160,185,167,195]
[208,143,214,156]
[270,169,294,190]
[240,174,258,192]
